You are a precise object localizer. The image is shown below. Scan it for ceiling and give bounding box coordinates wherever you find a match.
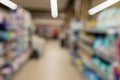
[11,0,69,11]
[10,0,69,26]
[34,19,64,26]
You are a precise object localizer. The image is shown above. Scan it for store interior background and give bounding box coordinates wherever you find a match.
[0,0,120,80]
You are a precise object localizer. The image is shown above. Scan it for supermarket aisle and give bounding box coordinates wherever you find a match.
[13,40,83,80]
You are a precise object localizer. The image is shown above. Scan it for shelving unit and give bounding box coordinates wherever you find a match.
[79,36,93,44]
[0,8,34,80]
[80,28,119,80]
[67,24,119,80]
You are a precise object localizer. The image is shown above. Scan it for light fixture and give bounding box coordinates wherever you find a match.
[88,0,120,15]
[50,0,58,18]
[0,0,17,10]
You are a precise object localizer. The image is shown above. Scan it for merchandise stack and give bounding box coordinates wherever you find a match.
[0,8,33,80]
[68,8,120,80]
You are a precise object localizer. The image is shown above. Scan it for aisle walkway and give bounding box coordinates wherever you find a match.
[13,40,83,80]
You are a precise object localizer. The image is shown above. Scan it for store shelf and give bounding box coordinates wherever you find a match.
[82,58,94,70]
[82,58,108,80]
[7,52,25,62]
[80,45,116,64]
[0,7,34,80]
[80,43,116,63]
[81,28,120,34]
[94,49,116,64]
[0,49,31,69]
[82,60,99,78]
[80,36,93,44]
[79,46,113,79]
[12,49,31,61]
[10,49,31,66]
[80,44,93,55]
[81,29,106,34]
[1,49,31,80]
[0,58,6,68]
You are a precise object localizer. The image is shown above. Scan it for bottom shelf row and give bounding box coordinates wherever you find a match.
[0,49,31,80]
[71,52,120,80]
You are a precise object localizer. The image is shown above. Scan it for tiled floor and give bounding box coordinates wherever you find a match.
[12,40,83,80]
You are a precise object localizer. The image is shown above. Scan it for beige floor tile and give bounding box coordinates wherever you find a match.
[12,40,83,80]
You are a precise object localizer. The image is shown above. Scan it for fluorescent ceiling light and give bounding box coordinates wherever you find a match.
[0,0,17,10]
[50,0,58,18]
[88,0,120,15]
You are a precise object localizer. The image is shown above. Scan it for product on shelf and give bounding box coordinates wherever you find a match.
[0,7,34,80]
[97,8,120,30]
[68,8,120,80]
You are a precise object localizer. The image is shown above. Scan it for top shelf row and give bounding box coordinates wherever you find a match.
[80,28,120,34]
